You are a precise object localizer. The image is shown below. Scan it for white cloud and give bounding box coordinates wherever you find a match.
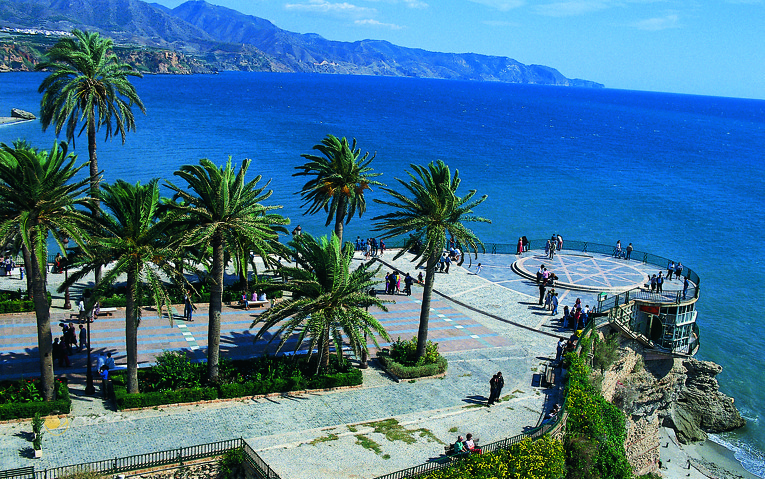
[633,13,680,30]
[533,1,610,17]
[355,18,405,28]
[467,0,525,11]
[284,1,377,17]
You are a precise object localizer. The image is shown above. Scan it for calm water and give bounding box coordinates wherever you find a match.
[1,72,764,475]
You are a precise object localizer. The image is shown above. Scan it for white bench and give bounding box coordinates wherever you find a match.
[96,307,117,317]
[242,300,269,309]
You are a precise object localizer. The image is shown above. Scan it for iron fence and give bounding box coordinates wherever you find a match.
[26,437,280,479]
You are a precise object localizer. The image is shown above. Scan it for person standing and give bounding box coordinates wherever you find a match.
[556,337,566,362]
[475,263,482,275]
[404,273,414,296]
[557,234,563,251]
[676,262,683,279]
[656,272,664,293]
[78,325,87,352]
[551,291,559,316]
[538,281,546,306]
[494,372,504,403]
[683,277,690,299]
[184,293,193,321]
[667,262,675,280]
[379,239,385,257]
[99,365,109,398]
[517,237,523,255]
[626,242,633,260]
[444,254,451,274]
[488,373,498,406]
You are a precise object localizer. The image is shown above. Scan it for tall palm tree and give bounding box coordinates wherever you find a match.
[294,135,383,244]
[60,179,179,394]
[373,160,490,359]
[0,141,92,400]
[251,233,390,373]
[165,158,289,381]
[36,29,146,283]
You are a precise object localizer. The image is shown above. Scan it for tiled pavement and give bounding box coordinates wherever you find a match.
[0,250,584,477]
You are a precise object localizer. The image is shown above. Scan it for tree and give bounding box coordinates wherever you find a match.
[0,141,92,400]
[165,158,289,381]
[373,160,489,359]
[60,179,178,394]
[251,233,390,373]
[36,29,146,283]
[294,135,383,244]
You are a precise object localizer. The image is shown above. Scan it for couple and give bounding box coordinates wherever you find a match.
[488,371,504,406]
[452,433,481,456]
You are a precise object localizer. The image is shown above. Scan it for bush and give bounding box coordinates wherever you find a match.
[592,333,620,373]
[0,378,71,420]
[377,350,448,379]
[420,435,565,479]
[218,448,246,479]
[388,336,441,367]
[113,354,363,408]
[564,352,631,479]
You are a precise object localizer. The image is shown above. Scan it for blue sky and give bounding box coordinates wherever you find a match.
[153,0,765,100]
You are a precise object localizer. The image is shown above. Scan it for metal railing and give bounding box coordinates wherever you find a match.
[596,285,699,313]
[29,437,280,479]
[480,239,700,287]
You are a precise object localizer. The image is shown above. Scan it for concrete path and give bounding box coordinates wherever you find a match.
[0,250,573,477]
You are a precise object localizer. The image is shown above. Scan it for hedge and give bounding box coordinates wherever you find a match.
[0,380,71,420]
[113,384,218,409]
[0,291,52,313]
[113,364,362,409]
[377,350,448,379]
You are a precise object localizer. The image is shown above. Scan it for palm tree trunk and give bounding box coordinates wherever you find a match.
[87,116,102,285]
[125,268,139,394]
[322,325,331,371]
[207,233,224,381]
[416,255,439,360]
[21,243,33,299]
[334,197,346,244]
[28,230,55,401]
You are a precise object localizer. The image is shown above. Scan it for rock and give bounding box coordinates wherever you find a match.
[667,403,707,443]
[11,108,35,120]
[680,358,745,433]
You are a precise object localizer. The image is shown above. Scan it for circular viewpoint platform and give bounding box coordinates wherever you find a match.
[512,250,666,293]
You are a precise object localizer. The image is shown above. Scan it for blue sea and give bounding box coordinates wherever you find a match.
[1,71,764,476]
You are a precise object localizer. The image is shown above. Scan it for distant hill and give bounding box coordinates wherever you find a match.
[0,0,603,87]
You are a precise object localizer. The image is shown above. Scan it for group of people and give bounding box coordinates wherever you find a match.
[614,240,634,260]
[451,433,482,456]
[561,298,592,331]
[384,271,418,296]
[52,322,87,367]
[356,237,386,259]
[515,236,530,255]
[544,235,563,260]
[239,290,268,310]
[537,264,560,310]
[0,255,21,278]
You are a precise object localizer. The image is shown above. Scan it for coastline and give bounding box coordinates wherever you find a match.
[0,117,34,126]
[660,427,762,479]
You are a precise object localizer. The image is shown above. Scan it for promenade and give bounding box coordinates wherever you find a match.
[0,248,669,478]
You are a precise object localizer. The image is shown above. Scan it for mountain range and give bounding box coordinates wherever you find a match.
[0,0,603,87]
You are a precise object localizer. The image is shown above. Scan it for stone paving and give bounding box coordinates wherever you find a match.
[0,249,586,477]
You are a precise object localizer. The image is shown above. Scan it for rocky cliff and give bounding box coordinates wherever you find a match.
[594,328,745,475]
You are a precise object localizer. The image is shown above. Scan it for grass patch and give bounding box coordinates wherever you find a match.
[512,389,523,394]
[458,373,472,377]
[362,418,443,445]
[464,404,484,409]
[448,426,458,433]
[309,433,339,445]
[355,434,383,455]
[347,425,358,433]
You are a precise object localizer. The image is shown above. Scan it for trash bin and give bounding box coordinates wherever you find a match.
[598,292,607,302]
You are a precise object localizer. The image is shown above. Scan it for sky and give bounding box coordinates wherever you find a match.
[151,0,765,100]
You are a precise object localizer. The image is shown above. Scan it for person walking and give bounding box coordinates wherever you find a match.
[184,293,194,321]
[488,373,498,406]
[538,281,546,306]
[551,291,559,316]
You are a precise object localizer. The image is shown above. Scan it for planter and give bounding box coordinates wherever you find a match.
[34,448,42,458]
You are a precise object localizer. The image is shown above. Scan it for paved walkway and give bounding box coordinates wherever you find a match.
[0,249,605,477]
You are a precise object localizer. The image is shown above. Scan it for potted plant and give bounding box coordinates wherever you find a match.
[32,412,43,458]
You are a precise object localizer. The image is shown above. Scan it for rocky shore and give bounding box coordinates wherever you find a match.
[595,328,755,478]
[0,108,36,126]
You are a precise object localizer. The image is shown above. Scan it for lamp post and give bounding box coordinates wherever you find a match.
[62,238,71,310]
[84,314,95,395]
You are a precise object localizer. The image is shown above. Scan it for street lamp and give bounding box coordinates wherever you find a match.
[360,288,377,369]
[62,238,71,310]
[84,312,95,395]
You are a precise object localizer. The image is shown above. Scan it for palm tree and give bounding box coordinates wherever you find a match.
[373,160,490,359]
[0,141,92,400]
[294,135,383,244]
[36,29,146,283]
[251,233,390,373]
[165,158,289,381]
[60,179,179,394]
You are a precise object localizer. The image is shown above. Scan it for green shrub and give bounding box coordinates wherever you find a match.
[153,351,201,390]
[377,350,448,379]
[32,412,43,450]
[113,384,218,409]
[388,336,441,366]
[0,379,71,420]
[592,333,620,373]
[218,448,246,479]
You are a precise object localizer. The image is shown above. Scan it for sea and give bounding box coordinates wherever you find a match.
[1,71,764,476]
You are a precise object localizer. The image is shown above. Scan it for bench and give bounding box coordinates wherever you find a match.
[542,363,557,388]
[241,300,269,309]
[443,438,481,456]
[96,307,117,316]
[0,466,34,479]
